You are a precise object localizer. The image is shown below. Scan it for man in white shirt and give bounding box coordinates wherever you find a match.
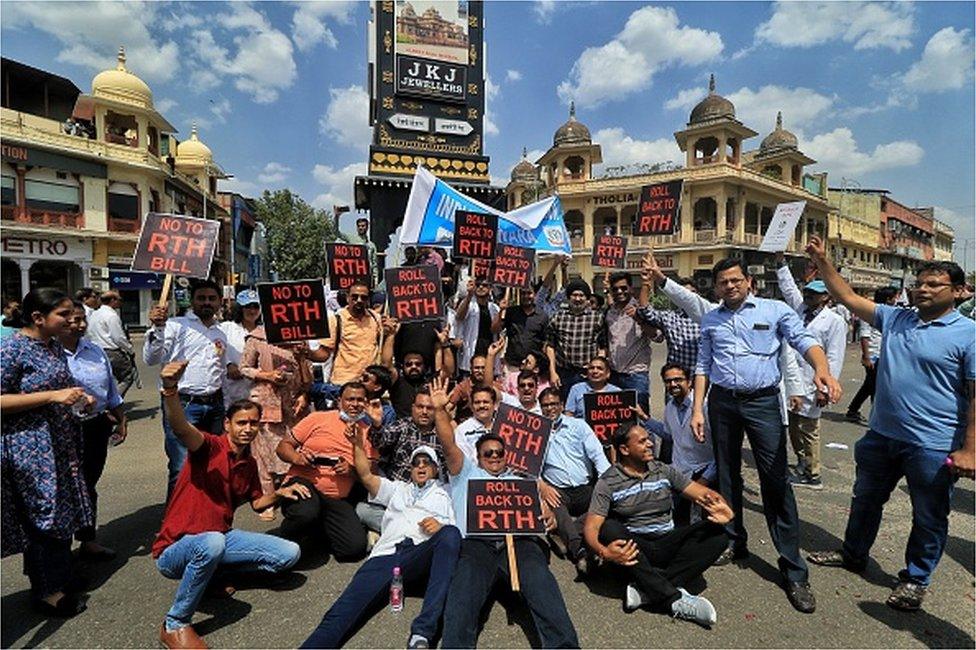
[76,287,100,319]
[453,385,499,462]
[453,278,500,375]
[300,442,459,650]
[88,291,137,396]
[144,280,229,494]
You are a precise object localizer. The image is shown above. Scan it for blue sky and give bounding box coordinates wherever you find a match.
[2,1,973,260]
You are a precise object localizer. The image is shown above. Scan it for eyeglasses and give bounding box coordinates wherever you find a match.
[411,457,433,468]
[518,382,537,389]
[348,294,369,302]
[480,448,505,459]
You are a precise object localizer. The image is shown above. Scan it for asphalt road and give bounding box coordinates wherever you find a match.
[2,340,974,649]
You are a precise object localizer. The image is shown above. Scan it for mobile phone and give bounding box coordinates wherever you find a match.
[311,455,340,467]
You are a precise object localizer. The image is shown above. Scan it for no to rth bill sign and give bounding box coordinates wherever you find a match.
[131,213,220,279]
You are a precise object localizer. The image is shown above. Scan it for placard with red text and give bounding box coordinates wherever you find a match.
[491,244,535,289]
[583,389,638,443]
[466,478,546,536]
[384,265,445,322]
[592,234,627,269]
[131,212,220,279]
[256,279,329,344]
[453,210,498,260]
[326,242,372,290]
[635,180,683,236]
[490,403,552,479]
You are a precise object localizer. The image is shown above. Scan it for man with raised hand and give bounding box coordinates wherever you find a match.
[805,236,975,612]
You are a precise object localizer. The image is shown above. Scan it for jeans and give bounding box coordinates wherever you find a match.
[551,484,594,559]
[442,537,579,648]
[707,387,808,582]
[611,370,650,413]
[161,397,225,496]
[279,477,368,561]
[76,413,112,542]
[300,526,462,648]
[156,529,300,631]
[841,430,957,586]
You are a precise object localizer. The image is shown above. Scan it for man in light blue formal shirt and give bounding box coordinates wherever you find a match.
[689,257,842,616]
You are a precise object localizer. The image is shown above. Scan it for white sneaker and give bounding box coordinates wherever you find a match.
[624,583,649,612]
[671,588,717,627]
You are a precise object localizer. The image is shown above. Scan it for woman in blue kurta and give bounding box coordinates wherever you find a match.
[0,288,94,617]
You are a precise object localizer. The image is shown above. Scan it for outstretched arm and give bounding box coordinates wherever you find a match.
[429,376,465,476]
[806,236,876,324]
[160,361,205,453]
[347,423,382,497]
[774,254,804,312]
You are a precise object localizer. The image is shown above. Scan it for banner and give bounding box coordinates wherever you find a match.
[492,245,535,289]
[466,478,546,536]
[131,212,219,279]
[452,210,498,260]
[583,389,638,443]
[490,403,552,478]
[326,242,372,290]
[256,279,329,344]
[385,265,445,322]
[592,234,627,269]
[759,201,807,252]
[635,180,682,236]
[401,166,570,253]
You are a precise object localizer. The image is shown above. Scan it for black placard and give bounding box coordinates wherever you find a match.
[396,54,468,103]
[472,258,494,282]
[635,180,683,236]
[131,213,219,279]
[256,279,329,345]
[490,403,552,479]
[592,234,627,269]
[466,478,546,536]
[452,210,498,260]
[384,265,445,322]
[583,389,638,443]
[491,244,535,289]
[326,242,372,291]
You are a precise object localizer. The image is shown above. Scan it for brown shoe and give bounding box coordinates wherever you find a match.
[159,623,208,649]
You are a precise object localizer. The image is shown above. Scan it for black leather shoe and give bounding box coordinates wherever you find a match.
[32,593,86,618]
[785,581,817,613]
[713,546,749,566]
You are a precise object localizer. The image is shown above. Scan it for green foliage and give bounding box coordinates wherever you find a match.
[647,291,674,311]
[254,189,337,281]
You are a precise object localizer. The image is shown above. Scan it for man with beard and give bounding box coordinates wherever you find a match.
[309,282,382,400]
[145,280,230,494]
[545,279,606,399]
[605,273,660,411]
[565,355,620,418]
[382,316,452,419]
[493,286,549,384]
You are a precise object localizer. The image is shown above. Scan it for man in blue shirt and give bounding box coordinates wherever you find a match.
[805,236,975,612]
[691,257,842,614]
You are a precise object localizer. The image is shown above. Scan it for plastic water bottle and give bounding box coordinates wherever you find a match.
[390,566,403,613]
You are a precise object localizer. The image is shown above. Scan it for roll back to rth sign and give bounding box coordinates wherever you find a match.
[384,265,445,322]
[466,479,546,536]
[491,245,535,289]
[635,180,683,236]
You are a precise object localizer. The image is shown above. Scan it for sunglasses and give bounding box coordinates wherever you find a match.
[518,382,537,389]
[611,286,629,293]
[404,360,424,368]
[480,448,505,459]
[411,457,433,468]
[348,294,369,302]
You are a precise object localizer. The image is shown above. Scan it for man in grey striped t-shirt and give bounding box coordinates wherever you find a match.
[584,424,733,627]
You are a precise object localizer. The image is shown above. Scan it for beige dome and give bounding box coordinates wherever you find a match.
[689,74,735,125]
[760,111,799,152]
[175,124,213,168]
[511,148,538,182]
[553,102,591,147]
[92,46,153,109]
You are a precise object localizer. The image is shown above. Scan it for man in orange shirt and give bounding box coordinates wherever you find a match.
[276,382,376,561]
[310,282,382,401]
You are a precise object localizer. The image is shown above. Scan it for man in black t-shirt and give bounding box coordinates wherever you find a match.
[493,287,550,379]
[382,316,454,418]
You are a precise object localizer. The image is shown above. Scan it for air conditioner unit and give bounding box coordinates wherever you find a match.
[747,264,765,275]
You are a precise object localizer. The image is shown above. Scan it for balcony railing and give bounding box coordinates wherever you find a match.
[108,217,141,233]
[694,229,717,243]
[2,207,85,228]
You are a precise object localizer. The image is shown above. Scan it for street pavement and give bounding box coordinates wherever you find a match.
[2,339,974,649]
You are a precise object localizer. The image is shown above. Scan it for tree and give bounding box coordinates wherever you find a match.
[255,189,337,281]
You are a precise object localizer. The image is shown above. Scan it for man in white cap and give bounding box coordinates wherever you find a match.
[301,436,459,650]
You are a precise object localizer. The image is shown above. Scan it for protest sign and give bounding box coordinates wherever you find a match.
[472,258,494,282]
[592,234,627,269]
[759,201,807,252]
[583,389,638,443]
[326,242,372,290]
[490,403,552,478]
[131,212,220,279]
[452,210,498,260]
[492,244,535,289]
[256,279,329,345]
[635,180,683,236]
[465,478,546,536]
[384,265,444,322]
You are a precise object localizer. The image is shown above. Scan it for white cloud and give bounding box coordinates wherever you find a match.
[755,1,915,52]
[534,0,556,24]
[902,27,975,92]
[319,86,371,151]
[290,1,356,52]
[209,97,232,124]
[218,177,260,197]
[593,127,682,171]
[485,76,500,136]
[803,128,924,176]
[664,87,706,111]
[155,97,177,114]
[2,1,181,82]
[506,69,523,82]
[664,84,834,133]
[258,162,292,184]
[311,162,368,210]
[557,6,723,108]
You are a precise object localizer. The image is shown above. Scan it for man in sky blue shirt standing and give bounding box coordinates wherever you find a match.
[805,236,975,612]
[691,257,842,614]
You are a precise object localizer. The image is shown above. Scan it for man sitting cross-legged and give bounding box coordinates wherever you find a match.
[153,361,305,650]
[300,435,459,649]
[584,424,732,628]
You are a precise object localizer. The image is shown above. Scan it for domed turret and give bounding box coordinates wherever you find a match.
[553,101,591,147]
[760,112,798,152]
[92,46,153,109]
[511,148,538,183]
[689,74,735,125]
[175,123,213,168]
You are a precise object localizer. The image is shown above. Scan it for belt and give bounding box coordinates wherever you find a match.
[178,390,223,405]
[711,384,779,400]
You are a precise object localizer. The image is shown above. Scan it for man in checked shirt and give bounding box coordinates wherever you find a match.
[637,247,702,371]
[544,279,607,400]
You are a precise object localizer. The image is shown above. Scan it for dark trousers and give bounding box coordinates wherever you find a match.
[847,365,877,415]
[76,413,112,542]
[598,519,727,610]
[442,537,579,649]
[105,348,136,397]
[707,387,808,582]
[280,477,368,561]
[300,526,462,648]
[23,524,73,599]
[551,484,593,559]
[673,468,709,527]
[557,366,586,402]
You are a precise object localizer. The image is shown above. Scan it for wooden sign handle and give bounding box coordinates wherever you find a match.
[158,273,173,308]
[506,534,520,592]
